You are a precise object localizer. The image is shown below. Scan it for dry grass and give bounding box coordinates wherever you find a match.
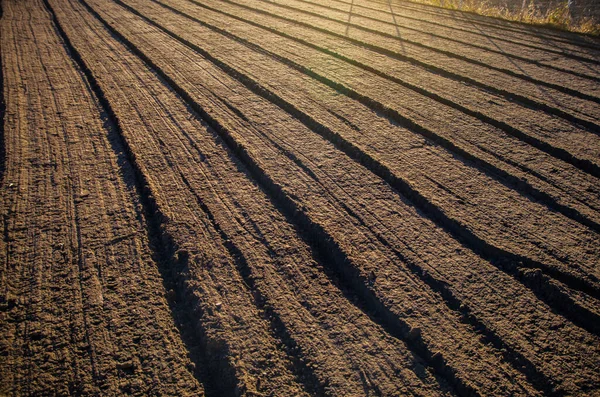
[408,0,600,35]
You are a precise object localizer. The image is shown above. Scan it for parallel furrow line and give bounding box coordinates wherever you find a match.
[312,0,600,62]
[120,0,600,338]
[381,0,600,48]
[170,0,600,225]
[165,0,600,258]
[248,0,600,102]
[274,0,600,78]
[173,0,600,220]
[35,7,101,384]
[45,1,229,394]
[212,0,600,134]
[84,0,484,394]
[163,133,324,397]
[60,0,371,394]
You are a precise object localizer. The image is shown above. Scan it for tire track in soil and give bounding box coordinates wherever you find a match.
[265,0,600,81]
[156,0,600,237]
[238,0,600,102]
[129,0,600,314]
[209,0,600,134]
[79,1,526,395]
[80,0,600,394]
[48,1,320,395]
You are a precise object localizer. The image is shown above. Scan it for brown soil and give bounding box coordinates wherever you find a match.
[1,0,599,395]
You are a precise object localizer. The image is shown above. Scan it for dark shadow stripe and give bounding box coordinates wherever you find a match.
[212,0,600,134]
[91,0,486,394]
[308,0,600,63]
[44,1,238,394]
[175,0,600,226]
[126,0,600,337]
[246,0,600,103]
[275,0,600,79]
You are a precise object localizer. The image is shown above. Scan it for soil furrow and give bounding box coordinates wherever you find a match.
[163,151,326,397]
[82,0,600,394]
[0,0,204,394]
[54,0,461,395]
[180,0,600,179]
[306,0,600,63]
[43,1,217,392]
[210,0,600,131]
[240,0,600,100]
[146,0,600,295]
[125,0,600,340]
[157,0,600,241]
[83,1,541,395]
[176,0,600,212]
[51,1,314,394]
[381,0,600,48]
[176,0,600,214]
[70,2,457,394]
[4,0,599,394]
[267,0,600,80]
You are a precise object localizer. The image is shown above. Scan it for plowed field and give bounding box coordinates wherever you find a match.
[1,0,599,395]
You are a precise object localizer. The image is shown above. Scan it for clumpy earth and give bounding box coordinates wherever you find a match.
[1,0,599,395]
